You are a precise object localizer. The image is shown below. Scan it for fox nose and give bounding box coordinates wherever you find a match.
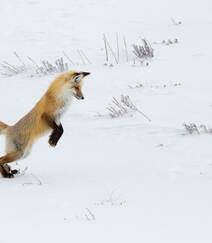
[81,96,84,100]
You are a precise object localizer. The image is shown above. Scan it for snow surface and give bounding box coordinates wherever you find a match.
[0,0,212,242]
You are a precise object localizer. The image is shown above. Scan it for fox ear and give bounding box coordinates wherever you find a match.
[74,74,84,83]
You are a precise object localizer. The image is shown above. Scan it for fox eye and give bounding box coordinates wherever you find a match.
[74,74,83,83]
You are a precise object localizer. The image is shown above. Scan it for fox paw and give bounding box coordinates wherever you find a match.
[11,169,19,175]
[48,137,57,147]
[3,169,19,178]
[3,172,14,178]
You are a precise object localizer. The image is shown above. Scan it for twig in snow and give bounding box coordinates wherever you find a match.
[116,32,120,63]
[170,17,182,26]
[121,95,151,121]
[103,34,119,64]
[35,57,69,76]
[80,50,92,64]
[123,36,129,62]
[22,173,43,186]
[103,34,109,63]
[132,39,154,60]
[14,52,26,69]
[107,94,151,121]
[77,50,86,65]
[183,123,212,135]
[27,56,40,69]
[0,60,25,77]
[62,51,75,66]
[85,208,95,220]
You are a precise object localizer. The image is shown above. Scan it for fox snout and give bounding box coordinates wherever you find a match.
[73,87,85,100]
[75,94,84,100]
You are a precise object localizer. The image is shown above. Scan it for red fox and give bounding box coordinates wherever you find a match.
[0,70,90,178]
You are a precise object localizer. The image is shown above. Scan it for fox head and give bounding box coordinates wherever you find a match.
[64,71,90,100]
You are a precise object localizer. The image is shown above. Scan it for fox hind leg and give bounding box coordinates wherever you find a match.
[0,164,18,178]
[3,164,19,175]
[0,151,23,178]
[0,165,13,178]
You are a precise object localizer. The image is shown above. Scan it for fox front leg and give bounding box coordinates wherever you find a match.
[48,123,64,147]
[42,113,64,147]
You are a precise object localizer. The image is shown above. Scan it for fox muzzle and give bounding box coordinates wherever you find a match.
[73,93,84,100]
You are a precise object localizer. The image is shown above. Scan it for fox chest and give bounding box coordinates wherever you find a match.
[55,91,73,121]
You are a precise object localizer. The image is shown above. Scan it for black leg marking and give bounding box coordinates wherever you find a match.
[49,124,64,147]
[42,113,64,147]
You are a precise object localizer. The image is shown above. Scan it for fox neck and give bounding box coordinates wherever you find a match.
[55,88,73,120]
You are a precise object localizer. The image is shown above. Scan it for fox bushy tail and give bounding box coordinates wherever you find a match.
[0,121,8,134]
